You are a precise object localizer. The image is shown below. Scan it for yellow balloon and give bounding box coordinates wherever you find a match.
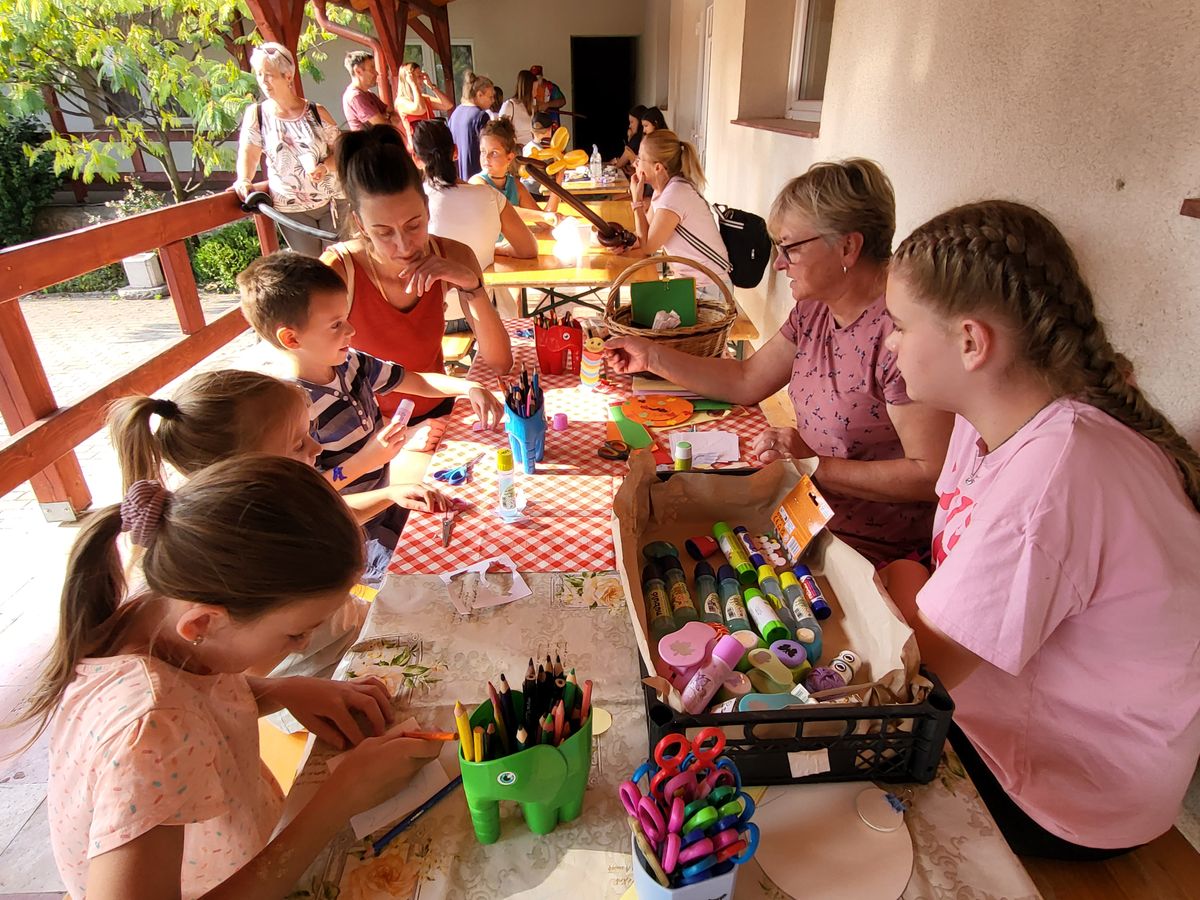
[546,149,588,176]
[530,146,559,161]
[551,125,570,152]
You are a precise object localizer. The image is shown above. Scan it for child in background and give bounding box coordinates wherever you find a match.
[237,252,504,588]
[471,116,554,213]
[107,369,456,680]
[520,112,560,203]
[13,455,440,899]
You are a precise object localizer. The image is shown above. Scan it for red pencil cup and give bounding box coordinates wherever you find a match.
[534,324,583,375]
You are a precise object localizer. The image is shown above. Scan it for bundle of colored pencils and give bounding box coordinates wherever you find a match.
[456,656,593,762]
[500,365,543,420]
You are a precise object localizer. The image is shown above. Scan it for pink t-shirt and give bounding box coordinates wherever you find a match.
[780,298,933,564]
[918,398,1200,848]
[49,655,284,899]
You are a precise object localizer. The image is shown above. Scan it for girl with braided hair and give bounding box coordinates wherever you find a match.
[884,200,1200,859]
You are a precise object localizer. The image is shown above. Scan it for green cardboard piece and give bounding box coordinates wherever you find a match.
[630,277,697,328]
[692,400,733,411]
[608,405,654,449]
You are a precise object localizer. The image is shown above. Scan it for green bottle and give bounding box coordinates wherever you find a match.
[644,559,675,641]
[694,561,724,625]
[716,565,753,633]
[744,586,791,645]
[660,555,699,627]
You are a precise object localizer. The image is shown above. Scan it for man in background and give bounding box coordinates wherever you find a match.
[342,50,393,130]
[530,64,566,127]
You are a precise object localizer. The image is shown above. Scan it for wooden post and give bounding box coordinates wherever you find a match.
[432,10,454,101]
[41,87,87,203]
[158,240,206,335]
[0,301,91,519]
[254,213,280,254]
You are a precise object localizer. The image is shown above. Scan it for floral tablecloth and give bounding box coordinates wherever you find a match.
[284,573,1041,900]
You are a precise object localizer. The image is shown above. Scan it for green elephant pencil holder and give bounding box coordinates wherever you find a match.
[462,691,593,844]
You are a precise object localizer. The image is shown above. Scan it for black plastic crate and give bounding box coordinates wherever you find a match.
[640,663,954,785]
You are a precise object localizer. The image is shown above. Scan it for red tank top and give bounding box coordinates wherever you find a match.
[345,240,447,419]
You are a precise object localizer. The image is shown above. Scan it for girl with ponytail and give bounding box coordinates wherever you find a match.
[884,200,1200,859]
[13,456,440,899]
[448,70,495,181]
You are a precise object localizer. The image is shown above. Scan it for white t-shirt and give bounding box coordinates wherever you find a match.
[651,176,730,288]
[426,182,507,269]
[498,98,535,146]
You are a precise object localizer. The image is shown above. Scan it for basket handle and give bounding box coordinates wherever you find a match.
[604,253,735,320]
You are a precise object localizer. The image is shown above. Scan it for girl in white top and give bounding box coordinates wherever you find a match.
[410,119,536,269]
[497,69,537,146]
[631,129,731,289]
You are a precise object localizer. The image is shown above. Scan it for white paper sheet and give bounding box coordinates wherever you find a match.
[326,717,452,839]
[436,553,533,614]
[669,430,740,465]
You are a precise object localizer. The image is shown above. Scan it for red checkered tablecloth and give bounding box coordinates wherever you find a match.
[388,319,771,575]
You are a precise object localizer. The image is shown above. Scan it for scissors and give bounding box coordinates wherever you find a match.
[433,451,486,485]
[649,727,726,802]
[441,507,461,547]
[597,439,630,461]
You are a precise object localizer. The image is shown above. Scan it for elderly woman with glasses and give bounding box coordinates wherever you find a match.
[605,159,954,566]
[233,42,346,256]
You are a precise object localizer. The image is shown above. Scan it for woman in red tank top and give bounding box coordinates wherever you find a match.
[323,126,513,420]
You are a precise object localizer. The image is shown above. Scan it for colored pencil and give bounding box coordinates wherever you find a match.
[580,679,593,722]
[395,731,457,741]
[553,700,566,745]
[473,726,484,763]
[372,776,463,857]
[485,723,497,760]
[562,669,578,714]
[487,681,512,755]
[516,726,528,752]
[454,701,473,761]
[498,674,517,744]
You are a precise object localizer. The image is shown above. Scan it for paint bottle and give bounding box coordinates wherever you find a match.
[644,559,675,641]
[660,555,699,627]
[694,561,723,625]
[756,565,798,631]
[712,522,757,585]
[496,448,519,513]
[792,564,832,619]
[780,571,824,662]
[744,586,791,645]
[733,525,768,570]
[716,564,753,634]
[681,634,745,714]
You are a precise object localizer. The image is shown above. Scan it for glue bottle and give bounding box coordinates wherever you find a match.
[660,555,699,627]
[496,448,520,514]
[744,586,791,645]
[780,571,824,662]
[681,634,745,714]
[756,565,799,631]
[644,559,675,641]
[694,561,724,625]
[716,564,753,634]
[389,397,415,429]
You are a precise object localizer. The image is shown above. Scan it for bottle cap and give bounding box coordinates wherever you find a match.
[659,555,684,575]
[674,441,692,459]
[711,634,746,670]
[716,564,737,583]
[642,559,662,583]
[496,448,514,472]
[779,571,799,589]
[756,564,779,584]
[684,535,718,559]
[694,560,715,580]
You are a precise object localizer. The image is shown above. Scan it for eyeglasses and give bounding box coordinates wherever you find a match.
[774,235,823,264]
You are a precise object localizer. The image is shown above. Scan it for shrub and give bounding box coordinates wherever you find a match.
[190,220,261,292]
[0,118,61,248]
[41,263,127,294]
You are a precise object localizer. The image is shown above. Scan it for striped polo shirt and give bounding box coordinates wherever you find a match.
[298,349,406,494]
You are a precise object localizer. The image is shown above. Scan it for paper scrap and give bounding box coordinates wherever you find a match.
[327,717,452,839]
[437,553,532,614]
[669,430,740,465]
[787,747,832,778]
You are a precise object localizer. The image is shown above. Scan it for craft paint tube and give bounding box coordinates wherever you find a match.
[694,561,724,625]
[791,564,832,619]
[712,522,757,585]
[681,635,745,714]
[744,586,790,645]
[779,571,824,662]
[756,565,798,631]
[644,559,675,641]
[660,555,699,627]
[733,525,768,570]
[716,565,753,633]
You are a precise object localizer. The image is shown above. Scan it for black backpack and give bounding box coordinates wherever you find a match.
[714,204,772,288]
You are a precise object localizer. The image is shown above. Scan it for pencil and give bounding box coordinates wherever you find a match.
[580,679,593,723]
[473,726,484,763]
[539,714,553,744]
[395,731,457,741]
[562,669,578,714]
[498,674,517,745]
[487,681,512,755]
[516,726,528,752]
[372,776,463,857]
[553,699,566,745]
[485,722,497,760]
[454,701,473,762]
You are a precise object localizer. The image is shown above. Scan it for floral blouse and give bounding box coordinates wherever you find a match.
[240,102,344,211]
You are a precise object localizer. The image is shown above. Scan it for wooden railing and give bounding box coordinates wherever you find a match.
[0,190,280,519]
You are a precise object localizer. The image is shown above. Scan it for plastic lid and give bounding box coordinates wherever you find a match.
[694,560,715,579]
[674,441,692,459]
[792,563,813,577]
[711,634,745,670]
[779,571,799,589]
[642,559,662,583]
[756,564,779,583]
[659,555,683,575]
[716,564,737,582]
[496,448,515,472]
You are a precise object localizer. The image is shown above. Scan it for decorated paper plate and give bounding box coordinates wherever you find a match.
[619,395,694,427]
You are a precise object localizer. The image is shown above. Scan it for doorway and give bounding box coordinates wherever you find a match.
[569,36,637,158]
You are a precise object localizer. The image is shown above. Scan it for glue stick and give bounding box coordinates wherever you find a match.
[694,561,724,625]
[791,564,832,619]
[733,525,768,570]
[644,559,675,641]
[744,586,791,645]
[716,565,753,634]
[660,555,699,627]
[713,522,757,585]
[390,397,416,429]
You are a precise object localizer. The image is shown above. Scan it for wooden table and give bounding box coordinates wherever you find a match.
[559,171,631,199]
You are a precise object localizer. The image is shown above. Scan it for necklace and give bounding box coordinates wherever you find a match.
[963,404,1049,486]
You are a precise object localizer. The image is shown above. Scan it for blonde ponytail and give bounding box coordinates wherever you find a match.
[641,129,706,193]
[893,200,1200,511]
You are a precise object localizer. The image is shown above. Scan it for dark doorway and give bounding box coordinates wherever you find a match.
[569,36,636,159]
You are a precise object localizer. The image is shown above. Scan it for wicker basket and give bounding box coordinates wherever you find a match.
[603,254,736,358]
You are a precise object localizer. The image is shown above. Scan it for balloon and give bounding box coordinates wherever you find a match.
[550,125,570,151]
[546,148,588,176]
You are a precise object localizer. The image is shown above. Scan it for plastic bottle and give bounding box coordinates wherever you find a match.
[681,634,745,714]
[712,522,757,585]
[744,586,790,645]
[589,144,602,182]
[716,564,753,633]
[792,564,832,619]
[389,397,415,429]
[780,571,824,662]
[756,564,798,631]
[660,555,698,627]
[644,559,675,641]
[496,448,519,514]
[694,561,723,625]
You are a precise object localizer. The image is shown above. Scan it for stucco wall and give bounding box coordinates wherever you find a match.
[699,0,1200,438]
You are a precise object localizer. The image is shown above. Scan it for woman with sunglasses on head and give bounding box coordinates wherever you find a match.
[606,159,954,566]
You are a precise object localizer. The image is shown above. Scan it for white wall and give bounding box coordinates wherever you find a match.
[697,0,1200,438]
[638,0,671,108]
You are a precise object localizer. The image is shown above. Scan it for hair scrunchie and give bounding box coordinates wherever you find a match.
[153,398,180,420]
[120,480,171,547]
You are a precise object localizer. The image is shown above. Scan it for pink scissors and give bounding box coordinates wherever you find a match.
[649,727,726,803]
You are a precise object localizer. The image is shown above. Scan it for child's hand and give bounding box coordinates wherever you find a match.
[357,419,409,472]
[389,483,458,513]
[274,675,395,750]
[324,729,442,816]
[468,386,504,431]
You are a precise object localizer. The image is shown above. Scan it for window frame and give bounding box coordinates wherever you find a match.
[785,0,834,121]
[405,39,474,102]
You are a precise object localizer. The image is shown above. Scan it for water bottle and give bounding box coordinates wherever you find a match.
[589,144,602,182]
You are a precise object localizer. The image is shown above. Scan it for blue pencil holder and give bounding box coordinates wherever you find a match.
[505,408,546,475]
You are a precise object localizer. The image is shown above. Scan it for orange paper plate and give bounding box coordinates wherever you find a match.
[620,395,694,427]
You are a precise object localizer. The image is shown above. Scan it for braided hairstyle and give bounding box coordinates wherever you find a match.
[892,200,1200,511]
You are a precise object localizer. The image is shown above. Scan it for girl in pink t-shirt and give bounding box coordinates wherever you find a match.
[884,200,1200,858]
[7,456,440,899]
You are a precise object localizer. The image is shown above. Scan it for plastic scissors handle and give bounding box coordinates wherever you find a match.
[597,439,630,461]
[618,780,644,818]
[731,822,759,864]
[685,726,726,772]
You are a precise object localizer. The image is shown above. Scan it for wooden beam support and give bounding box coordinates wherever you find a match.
[254,213,281,255]
[431,8,454,102]
[158,240,206,335]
